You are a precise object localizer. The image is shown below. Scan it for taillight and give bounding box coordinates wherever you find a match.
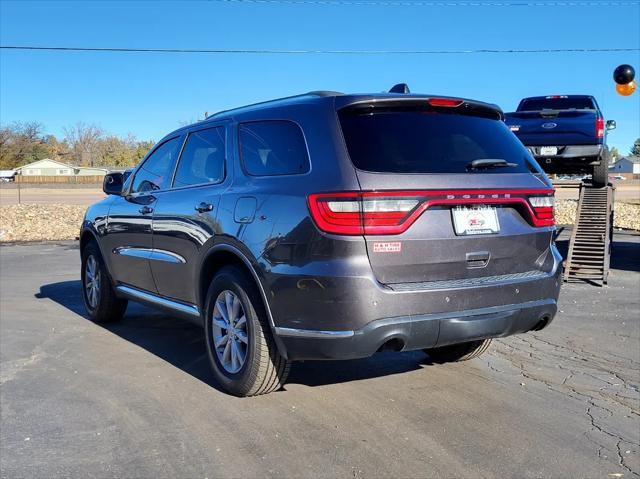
[596,118,605,138]
[308,192,420,235]
[528,195,555,226]
[308,189,556,235]
[427,98,464,107]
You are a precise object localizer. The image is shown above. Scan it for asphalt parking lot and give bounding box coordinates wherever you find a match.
[1,231,638,478]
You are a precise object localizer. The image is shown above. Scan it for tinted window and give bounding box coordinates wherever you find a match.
[173,127,225,187]
[519,97,595,111]
[132,137,182,193]
[338,110,534,174]
[239,121,309,176]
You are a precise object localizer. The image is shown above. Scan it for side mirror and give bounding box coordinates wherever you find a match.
[606,120,616,131]
[103,172,124,195]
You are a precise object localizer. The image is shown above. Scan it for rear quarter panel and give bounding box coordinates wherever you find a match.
[210,100,366,326]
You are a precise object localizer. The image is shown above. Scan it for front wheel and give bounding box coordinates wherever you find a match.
[204,266,290,397]
[424,339,492,364]
[81,242,128,323]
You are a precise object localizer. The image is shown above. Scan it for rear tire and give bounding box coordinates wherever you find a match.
[592,152,609,186]
[424,339,492,364]
[81,241,128,323]
[204,266,290,397]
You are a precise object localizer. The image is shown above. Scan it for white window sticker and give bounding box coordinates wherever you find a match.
[373,242,402,253]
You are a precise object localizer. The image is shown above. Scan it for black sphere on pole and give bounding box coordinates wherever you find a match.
[613,64,635,85]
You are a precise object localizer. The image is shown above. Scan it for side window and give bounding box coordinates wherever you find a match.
[131,137,182,193]
[239,121,310,176]
[173,127,225,187]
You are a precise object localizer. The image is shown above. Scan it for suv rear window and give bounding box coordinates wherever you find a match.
[239,121,310,176]
[338,110,533,174]
[518,97,595,111]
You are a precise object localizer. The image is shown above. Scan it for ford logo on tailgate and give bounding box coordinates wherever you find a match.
[541,122,557,129]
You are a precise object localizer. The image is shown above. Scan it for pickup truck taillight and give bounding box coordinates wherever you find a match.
[308,189,556,235]
[596,118,605,138]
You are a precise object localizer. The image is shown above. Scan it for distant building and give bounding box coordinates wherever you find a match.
[609,156,640,176]
[14,159,108,177]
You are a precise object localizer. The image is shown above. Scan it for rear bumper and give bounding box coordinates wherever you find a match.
[527,144,602,159]
[526,145,603,173]
[277,298,557,360]
[271,244,563,360]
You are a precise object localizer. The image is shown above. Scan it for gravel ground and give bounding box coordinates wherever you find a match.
[555,200,640,231]
[1,201,638,242]
[0,204,86,243]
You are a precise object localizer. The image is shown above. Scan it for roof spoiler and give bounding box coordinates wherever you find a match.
[337,96,504,120]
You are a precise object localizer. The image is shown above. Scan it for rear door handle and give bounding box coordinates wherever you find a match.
[139,205,154,215]
[195,202,214,213]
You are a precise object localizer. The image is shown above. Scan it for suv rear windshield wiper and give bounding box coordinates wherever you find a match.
[466,159,518,170]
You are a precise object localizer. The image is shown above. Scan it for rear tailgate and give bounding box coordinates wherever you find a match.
[352,173,554,284]
[330,100,556,286]
[505,110,600,146]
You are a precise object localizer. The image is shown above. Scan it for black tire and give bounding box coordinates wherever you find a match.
[204,266,291,397]
[81,241,128,323]
[424,339,492,364]
[592,152,609,186]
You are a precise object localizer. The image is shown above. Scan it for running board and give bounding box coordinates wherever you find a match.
[115,285,202,322]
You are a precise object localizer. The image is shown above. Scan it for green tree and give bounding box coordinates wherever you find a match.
[0,121,154,170]
[95,136,155,168]
[631,138,640,157]
[608,146,620,161]
[0,122,54,169]
[134,140,154,164]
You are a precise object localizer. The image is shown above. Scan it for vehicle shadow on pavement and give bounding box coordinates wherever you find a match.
[35,280,430,392]
[35,280,218,388]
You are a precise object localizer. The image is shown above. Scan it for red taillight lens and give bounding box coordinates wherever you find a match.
[308,192,363,235]
[528,195,555,226]
[308,189,556,235]
[308,193,420,235]
[596,118,605,138]
[427,98,464,107]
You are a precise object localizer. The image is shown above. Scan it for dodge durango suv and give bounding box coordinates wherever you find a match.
[80,88,562,396]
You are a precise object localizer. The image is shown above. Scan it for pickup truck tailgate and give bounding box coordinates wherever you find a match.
[505,110,598,146]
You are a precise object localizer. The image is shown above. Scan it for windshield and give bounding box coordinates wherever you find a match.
[338,110,535,174]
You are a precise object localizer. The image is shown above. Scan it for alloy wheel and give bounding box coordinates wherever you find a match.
[84,255,101,309]
[211,290,248,374]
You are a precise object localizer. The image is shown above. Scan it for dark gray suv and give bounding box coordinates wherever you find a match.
[80,89,562,396]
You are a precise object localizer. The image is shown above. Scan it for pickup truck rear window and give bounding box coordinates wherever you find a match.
[518,97,595,111]
[338,110,534,174]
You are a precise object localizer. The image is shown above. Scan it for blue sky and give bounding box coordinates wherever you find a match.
[1,0,639,154]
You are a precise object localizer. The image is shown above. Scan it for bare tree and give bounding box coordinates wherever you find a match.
[63,122,104,167]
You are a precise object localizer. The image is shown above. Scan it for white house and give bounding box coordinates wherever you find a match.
[609,156,640,176]
[14,159,108,177]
